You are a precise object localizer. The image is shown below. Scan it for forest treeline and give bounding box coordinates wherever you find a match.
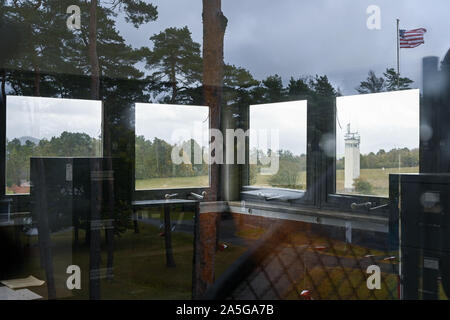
[135,135,208,180]
[7,132,305,187]
[6,132,101,187]
[6,132,210,187]
[7,130,418,191]
[336,147,419,170]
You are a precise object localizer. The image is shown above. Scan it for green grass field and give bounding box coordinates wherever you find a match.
[252,166,419,197]
[253,171,307,190]
[7,222,246,300]
[135,175,209,190]
[136,167,419,196]
[336,166,419,197]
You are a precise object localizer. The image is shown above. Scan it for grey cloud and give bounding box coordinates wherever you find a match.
[118,0,450,95]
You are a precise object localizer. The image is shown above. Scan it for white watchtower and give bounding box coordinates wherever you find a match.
[344,124,360,192]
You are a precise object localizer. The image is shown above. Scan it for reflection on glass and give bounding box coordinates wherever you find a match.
[135,103,209,190]
[249,101,307,190]
[6,96,102,195]
[336,89,420,197]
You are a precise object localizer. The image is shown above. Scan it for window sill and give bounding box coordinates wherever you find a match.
[227,200,388,233]
[241,186,309,204]
[133,186,210,201]
[324,193,390,216]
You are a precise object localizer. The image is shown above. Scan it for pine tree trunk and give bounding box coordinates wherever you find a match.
[193,0,227,298]
[1,69,6,106]
[202,0,227,201]
[170,59,177,103]
[33,65,40,96]
[89,0,100,100]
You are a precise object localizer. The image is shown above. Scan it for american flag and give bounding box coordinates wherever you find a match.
[399,28,427,48]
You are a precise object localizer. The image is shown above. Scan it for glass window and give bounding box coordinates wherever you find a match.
[249,100,307,190]
[2,0,450,302]
[135,103,209,190]
[336,89,420,197]
[6,96,102,195]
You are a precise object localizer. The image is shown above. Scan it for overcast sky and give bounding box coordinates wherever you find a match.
[135,103,209,147]
[250,101,307,155]
[6,96,102,141]
[117,0,450,95]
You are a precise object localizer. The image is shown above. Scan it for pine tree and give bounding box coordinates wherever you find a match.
[145,26,202,104]
[223,64,259,107]
[356,70,385,94]
[383,68,414,91]
[262,74,285,103]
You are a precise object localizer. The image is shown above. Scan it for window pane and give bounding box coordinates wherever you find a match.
[249,101,307,190]
[336,89,420,197]
[135,103,209,190]
[6,96,102,195]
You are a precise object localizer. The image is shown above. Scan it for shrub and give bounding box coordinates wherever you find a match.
[249,164,258,185]
[353,178,373,194]
[269,162,302,189]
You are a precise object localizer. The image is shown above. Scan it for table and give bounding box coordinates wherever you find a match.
[132,199,200,268]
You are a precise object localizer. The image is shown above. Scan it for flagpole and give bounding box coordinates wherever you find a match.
[396,19,400,88]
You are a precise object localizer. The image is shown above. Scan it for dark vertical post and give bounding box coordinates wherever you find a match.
[398,178,438,300]
[35,159,56,299]
[105,158,114,281]
[388,174,400,251]
[164,203,176,268]
[438,51,450,172]
[13,217,21,249]
[89,159,102,300]
[133,211,139,234]
[192,201,200,299]
[421,56,440,173]
[221,104,241,201]
[420,184,441,300]
[73,215,79,247]
[102,84,135,244]
[242,105,250,187]
[0,79,5,197]
[308,97,336,206]
[105,224,114,281]
[0,22,23,197]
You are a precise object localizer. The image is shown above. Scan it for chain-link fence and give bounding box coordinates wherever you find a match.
[205,217,399,300]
